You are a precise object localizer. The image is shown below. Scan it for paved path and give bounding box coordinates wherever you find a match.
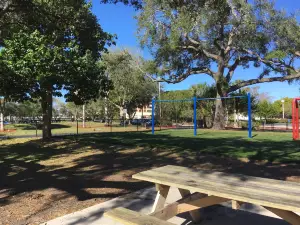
[42,187,291,225]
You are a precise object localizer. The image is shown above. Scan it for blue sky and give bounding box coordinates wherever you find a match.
[92,0,300,100]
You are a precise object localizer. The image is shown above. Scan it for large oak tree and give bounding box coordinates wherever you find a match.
[103,0,300,129]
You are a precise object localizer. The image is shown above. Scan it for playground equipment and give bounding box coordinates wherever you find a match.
[151,93,252,138]
[292,98,300,140]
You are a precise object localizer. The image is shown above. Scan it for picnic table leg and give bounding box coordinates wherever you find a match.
[178,188,205,222]
[232,200,244,210]
[151,184,170,213]
[264,207,300,225]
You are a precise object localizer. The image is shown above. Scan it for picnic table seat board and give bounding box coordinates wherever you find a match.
[132,165,300,213]
[104,207,174,225]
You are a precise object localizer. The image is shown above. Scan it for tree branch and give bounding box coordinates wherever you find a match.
[226,58,240,82]
[163,67,215,84]
[229,72,300,92]
[202,49,221,61]
[183,34,221,61]
[225,55,258,82]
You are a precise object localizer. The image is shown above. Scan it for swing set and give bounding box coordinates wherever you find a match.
[151,93,253,138]
[292,98,300,140]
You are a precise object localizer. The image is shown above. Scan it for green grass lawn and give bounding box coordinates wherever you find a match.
[1,129,300,224]
[1,128,299,162]
[70,129,299,163]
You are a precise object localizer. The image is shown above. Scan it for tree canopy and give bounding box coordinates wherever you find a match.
[102,49,157,119]
[133,0,300,129]
[0,0,114,139]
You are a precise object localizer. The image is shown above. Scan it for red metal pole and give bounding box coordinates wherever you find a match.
[292,98,300,140]
[292,99,296,140]
[295,100,299,140]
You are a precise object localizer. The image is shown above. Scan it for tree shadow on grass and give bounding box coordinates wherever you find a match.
[0,131,300,224]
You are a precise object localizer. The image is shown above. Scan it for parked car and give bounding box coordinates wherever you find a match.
[145,119,159,126]
[3,121,10,125]
[131,119,146,125]
[119,120,129,126]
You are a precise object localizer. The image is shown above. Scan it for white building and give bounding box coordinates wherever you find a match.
[134,104,152,119]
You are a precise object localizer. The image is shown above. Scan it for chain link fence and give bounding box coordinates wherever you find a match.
[0,118,296,138]
[0,118,153,138]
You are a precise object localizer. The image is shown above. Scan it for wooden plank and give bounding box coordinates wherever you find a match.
[104,207,175,225]
[134,170,300,203]
[147,166,300,195]
[151,184,170,213]
[178,188,203,222]
[132,166,300,212]
[177,196,229,213]
[140,165,300,192]
[265,207,300,225]
[150,193,229,221]
[150,201,178,221]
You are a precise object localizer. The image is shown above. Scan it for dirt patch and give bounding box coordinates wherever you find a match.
[0,137,299,225]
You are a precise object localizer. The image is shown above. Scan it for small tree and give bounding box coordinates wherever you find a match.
[66,103,83,121]
[191,83,216,128]
[85,99,106,121]
[257,100,280,120]
[160,89,192,124]
[103,49,157,118]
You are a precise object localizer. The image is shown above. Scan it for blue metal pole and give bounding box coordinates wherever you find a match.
[193,97,197,136]
[247,93,252,138]
[152,99,155,135]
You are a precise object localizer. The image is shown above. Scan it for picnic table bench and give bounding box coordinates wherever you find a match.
[104,165,300,225]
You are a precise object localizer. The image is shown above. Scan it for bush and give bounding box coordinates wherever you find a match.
[160,120,173,126]
[241,121,261,130]
[265,118,290,124]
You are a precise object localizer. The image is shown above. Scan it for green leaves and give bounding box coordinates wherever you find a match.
[102,49,157,116]
[0,0,114,103]
[265,50,287,60]
[136,0,300,90]
[256,100,280,120]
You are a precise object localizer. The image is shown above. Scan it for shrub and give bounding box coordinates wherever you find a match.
[241,121,261,130]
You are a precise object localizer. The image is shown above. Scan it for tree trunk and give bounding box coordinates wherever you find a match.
[0,112,4,132]
[41,86,53,140]
[82,104,85,128]
[233,109,238,128]
[119,106,124,118]
[212,87,226,130]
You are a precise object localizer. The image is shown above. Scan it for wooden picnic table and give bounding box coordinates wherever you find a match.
[105,165,300,225]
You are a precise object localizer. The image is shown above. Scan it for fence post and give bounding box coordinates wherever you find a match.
[36,120,38,137]
[247,93,252,138]
[193,97,197,136]
[76,119,79,135]
[152,99,155,135]
[110,119,112,132]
